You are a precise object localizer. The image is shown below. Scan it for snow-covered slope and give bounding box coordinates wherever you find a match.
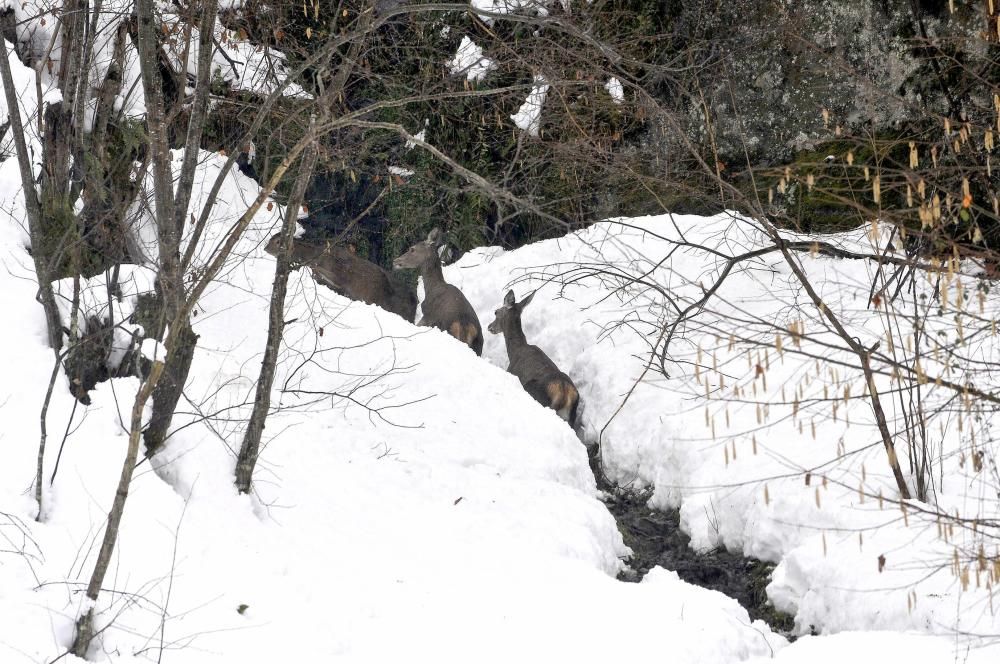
[1,31,998,650]
[2,183,996,664]
[0,155,789,662]
[450,213,1000,645]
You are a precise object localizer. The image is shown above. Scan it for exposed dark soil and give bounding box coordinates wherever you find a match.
[590,455,796,636]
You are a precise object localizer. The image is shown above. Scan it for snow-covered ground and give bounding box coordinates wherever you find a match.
[1,150,998,661]
[451,215,1000,656]
[1,21,999,662]
[454,215,1000,641]
[0,152,787,662]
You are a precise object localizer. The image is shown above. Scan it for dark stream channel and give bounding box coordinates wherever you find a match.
[590,456,796,636]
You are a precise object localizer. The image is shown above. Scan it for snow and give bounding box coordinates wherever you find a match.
[510,75,550,137]
[448,36,496,82]
[448,212,1000,647]
[4,176,999,663]
[4,25,1000,664]
[388,165,415,177]
[140,336,165,363]
[1,0,305,133]
[161,12,309,99]
[406,121,428,149]
[749,631,998,664]
[0,150,786,662]
[3,0,146,118]
[0,34,61,169]
[472,0,551,21]
[605,76,624,103]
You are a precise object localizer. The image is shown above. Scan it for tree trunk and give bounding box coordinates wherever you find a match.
[235,132,318,493]
[70,360,165,658]
[0,13,64,352]
[134,0,224,459]
[143,321,198,457]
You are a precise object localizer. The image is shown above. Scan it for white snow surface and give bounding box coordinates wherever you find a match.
[510,75,550,137]
[1,154,790,661]
[2,36,1000,663]
[605,76,624,103]
[388,165,415,177]
[0,0,138,117]
[449,213,1000,650]
[2,163,998,663]
[0,0,304,131]
[472,0,551,20]
[161,12,309,99]
[448,36,496,82]
[0,34,62,166]
[748,631,998,663]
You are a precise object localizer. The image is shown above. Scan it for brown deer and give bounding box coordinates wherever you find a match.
[488,290,579,427]
[265,234,417,322]
[392,228,483,355]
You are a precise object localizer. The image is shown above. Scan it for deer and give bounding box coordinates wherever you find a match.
[488,290,580,428]
[265,234,418,322]
[392,228,484,355]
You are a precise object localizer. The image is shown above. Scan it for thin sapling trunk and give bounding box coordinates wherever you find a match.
[235,129,318,493]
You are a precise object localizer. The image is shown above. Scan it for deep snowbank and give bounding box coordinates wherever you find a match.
[0,154,786,663]
[451,213,1000,643]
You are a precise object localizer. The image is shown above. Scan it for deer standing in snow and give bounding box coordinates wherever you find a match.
[265,234,417,322]
[488,290,580,427]
[392,228,483,355]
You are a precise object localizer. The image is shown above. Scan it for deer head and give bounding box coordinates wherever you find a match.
[488,289,536,334]
[392,228,444,270]
[264,233,285,256]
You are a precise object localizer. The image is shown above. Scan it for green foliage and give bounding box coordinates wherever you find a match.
[219,0,663,257]
[755,139,885,234]
[38,198,78,272]
[746,560,796,635]
[756,117,1000,258]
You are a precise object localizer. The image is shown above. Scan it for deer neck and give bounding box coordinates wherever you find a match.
[502,315,528,355]
[419,255,446,291]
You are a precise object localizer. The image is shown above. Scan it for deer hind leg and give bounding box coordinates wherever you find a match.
[469,329,484,357]
[563,384,580,427]
[461,324,477,346]
[443,322,481,354]
[545,381,579,423]
[545,381,569,421]
[461,324,483,356]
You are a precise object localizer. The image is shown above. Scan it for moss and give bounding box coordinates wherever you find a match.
[742,131,928,235]
[132,292,163,339]
[752,139,877,234]
[746,559,797,635]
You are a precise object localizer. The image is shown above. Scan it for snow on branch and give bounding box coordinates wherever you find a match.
[447,36,496,82]
[510,75,549,137]
[161,12,310,99]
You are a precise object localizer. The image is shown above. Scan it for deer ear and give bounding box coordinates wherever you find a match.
[503,289,516,306]
[519,290,537,309]
[427,228,443,245]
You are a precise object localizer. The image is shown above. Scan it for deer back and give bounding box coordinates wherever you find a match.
[266,235,417,322]
[507,341,579,427]
[419,283,484,355]
[488,290,579,426]
[393,229,483,355]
